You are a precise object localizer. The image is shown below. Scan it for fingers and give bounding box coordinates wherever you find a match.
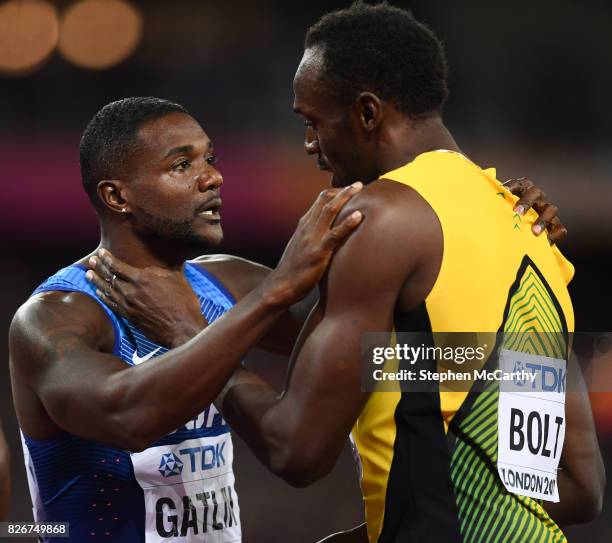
[530,202,559,236]
[304,182,362,228]
[88,254,113,284]
[324,210,364,248]
[96,289,124,315]
[307,188,342,219]
[85,249,136,315]
[504,177,567,242]
[319,182,363,227]
[503,177,534,200]
[547,217,568,245]
[92,248,139,281]
[504,178,546,217]
[513,185,543,216]
[85,268,126,315]
[511,183,555,236]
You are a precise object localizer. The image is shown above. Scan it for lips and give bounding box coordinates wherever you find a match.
[196,197,222,220]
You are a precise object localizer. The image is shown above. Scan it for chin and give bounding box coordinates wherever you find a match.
[197,225,223,248]
[208,232,224,247]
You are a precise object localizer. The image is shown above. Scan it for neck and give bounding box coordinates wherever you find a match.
[376,114,461,178]
[97,219,194,270]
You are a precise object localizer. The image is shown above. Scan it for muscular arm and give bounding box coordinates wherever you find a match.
[0,420,10,521]
[218,183,433,485]
[10,282,289,451]
[543,355,605,525]
[10,186,363,450]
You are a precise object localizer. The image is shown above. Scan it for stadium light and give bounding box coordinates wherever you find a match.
[58,0,142,70]
[0,0,59,77]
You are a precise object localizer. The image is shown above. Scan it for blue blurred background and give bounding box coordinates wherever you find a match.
[1,0,610,541]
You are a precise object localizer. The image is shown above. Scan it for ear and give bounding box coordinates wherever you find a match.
[356,92,383,132]
[97,180,131,214]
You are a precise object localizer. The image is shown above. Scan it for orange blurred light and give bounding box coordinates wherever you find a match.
[0,0,59,77]
[58,0,142,70]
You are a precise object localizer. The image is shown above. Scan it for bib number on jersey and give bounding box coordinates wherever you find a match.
[497,349,566,502]
[131,434,241,542]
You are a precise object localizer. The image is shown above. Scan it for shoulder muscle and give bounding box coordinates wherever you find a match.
[191,254,271,301]
[10,291,115,379]
[325,179,442,311]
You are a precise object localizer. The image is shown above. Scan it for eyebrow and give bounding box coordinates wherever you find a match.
[163,141,213,159]
[164,144,193,159]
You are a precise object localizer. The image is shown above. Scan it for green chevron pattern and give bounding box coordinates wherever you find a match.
[449,262,567,543]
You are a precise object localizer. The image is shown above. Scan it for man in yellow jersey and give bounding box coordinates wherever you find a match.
[85,3,605,543]
[214,4,604,542]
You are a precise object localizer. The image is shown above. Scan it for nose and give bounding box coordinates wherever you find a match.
[304,126,320,155]
[196,169,223,192]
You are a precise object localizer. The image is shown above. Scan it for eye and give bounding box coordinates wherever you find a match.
[172,159,191,172]
[206,155,218,165]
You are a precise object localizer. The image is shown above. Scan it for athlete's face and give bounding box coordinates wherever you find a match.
[123,112,223,248]
[293,47,376,187]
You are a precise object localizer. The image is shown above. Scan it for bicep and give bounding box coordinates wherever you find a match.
[270,309,372,472]
[286,313,369,424]
[34,345,127,439]
[281,286,397,457]
[280,196,418,447]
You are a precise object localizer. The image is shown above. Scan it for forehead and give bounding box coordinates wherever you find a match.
[293,47,336,112]
[294,47,325,85]
[136,112,209,156]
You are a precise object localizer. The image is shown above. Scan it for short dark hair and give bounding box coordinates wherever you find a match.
[304,2,449,118]
[79,97,188,205]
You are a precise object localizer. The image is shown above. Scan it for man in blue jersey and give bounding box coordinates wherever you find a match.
[10,96,565,543]
[9,97,365,542]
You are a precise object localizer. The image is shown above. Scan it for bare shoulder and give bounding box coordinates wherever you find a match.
[333,179,441,262]
[10,291,115,376]
[12,290,113,334]
[324,179,443,307]
[337,178,438,228]
[190,254,271,301]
